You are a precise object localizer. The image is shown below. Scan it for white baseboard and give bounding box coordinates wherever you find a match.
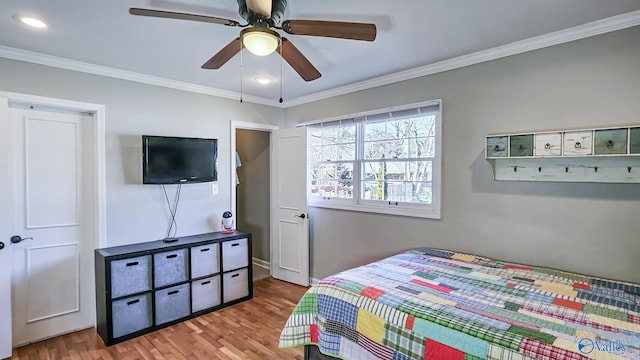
[252,258,320,285]
[252,257,270,270]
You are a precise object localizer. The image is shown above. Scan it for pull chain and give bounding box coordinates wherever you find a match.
[279,38,283,104]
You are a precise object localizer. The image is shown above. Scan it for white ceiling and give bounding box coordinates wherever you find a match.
[1,1,640,106]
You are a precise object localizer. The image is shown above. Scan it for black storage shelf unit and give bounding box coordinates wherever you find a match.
[95,231,253,346]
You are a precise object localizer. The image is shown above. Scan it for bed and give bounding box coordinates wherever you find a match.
[279,248,640,359]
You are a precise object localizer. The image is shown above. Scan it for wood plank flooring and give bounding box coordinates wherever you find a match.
[10,277,308,360]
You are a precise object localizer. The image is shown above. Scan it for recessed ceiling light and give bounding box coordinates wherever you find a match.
[17,16,48,28]
[255,77,273,85]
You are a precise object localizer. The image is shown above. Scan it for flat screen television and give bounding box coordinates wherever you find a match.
[142,135,217,184]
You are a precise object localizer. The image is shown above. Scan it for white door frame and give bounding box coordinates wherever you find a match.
[230,121,278,272]
[0,91,106,351]
[229,121,278,220]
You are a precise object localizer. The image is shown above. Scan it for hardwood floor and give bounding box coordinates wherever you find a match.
[10,277,309,360]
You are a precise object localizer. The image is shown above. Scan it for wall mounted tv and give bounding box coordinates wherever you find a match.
[142,135,218,184]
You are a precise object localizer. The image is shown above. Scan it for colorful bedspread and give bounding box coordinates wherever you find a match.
[279,249,640,360]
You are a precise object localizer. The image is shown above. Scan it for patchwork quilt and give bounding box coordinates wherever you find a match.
[279,249,640,360]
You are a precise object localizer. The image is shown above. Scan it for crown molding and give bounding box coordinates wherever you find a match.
[284,10,640,107]
[0,10,639,109]
[0,46,281,107]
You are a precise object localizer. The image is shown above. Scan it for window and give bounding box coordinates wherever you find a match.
[308,100,441,219]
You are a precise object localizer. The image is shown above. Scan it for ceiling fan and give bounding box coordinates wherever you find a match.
[129,0,377,82]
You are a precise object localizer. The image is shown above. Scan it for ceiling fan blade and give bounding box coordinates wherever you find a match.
[202,38,243,69]
[282,20,376,41]
[278,38,321,82]
[246,0,272,18]
[129,8,241,27]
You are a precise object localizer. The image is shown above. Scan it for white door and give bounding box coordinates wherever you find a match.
[271,127,310,286]
[7,106,96,347]
[0,98,13,358]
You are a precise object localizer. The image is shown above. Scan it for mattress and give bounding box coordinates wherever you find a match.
[279,248,640,359]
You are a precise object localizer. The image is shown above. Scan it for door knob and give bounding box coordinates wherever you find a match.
[10,235,32,244]
[295,213,307,219]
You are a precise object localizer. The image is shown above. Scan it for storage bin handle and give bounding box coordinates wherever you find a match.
[168,290,179,295]
[231,243,240,247]
[200,248,210,252]
[126,261,139,267]
[231,273,240,278]
[166,254,178,259]
[201,281,211,285]
[127,299,140,305]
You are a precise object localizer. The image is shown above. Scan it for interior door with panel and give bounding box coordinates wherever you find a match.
[271,127,310,286]
[0,98,13,358]
[9,106,96,346]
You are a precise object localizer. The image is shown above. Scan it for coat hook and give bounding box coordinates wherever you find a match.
[594,167,599,173]
[538,167,542,172]
[513,166,518,173]
[629,166,632,173]
[565,167,569,173]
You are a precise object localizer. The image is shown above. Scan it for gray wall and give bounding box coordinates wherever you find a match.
[285,26,640,283]
[236,129,271,261]
[0,58,283,247]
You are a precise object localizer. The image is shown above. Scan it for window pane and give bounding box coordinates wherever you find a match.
[362,161,382,180]
[322,145,340,161]
[408,115,436,137]
[385,182,405,202]
[364,141,385,160]
[336,163,353,182]
[361,181,383,200]
[340,144,355,160]
[385,120,402,139]
[408,161,432,182]
[318,180,336,197]
[360,180,405,202]
[310,146,322,163]
[408,137,435,158]
[309,129,322,147]
[384,139,409,159]
[404,182,432,204]
[310,164,320,197]
[337,180,353,199]
[322,127,339,145]
[319,163,337,179]
[339,125,356,144]
[364,122,386,141]
[384,161,406,180]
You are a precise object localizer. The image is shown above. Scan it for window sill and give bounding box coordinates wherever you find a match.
[308,200,441,219]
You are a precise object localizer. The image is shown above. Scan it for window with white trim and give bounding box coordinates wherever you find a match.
[308,100,441,219]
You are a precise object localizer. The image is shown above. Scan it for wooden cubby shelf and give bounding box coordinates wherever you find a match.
[94,231,253,346]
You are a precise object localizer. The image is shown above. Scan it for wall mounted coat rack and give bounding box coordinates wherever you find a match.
[485,126,640,183]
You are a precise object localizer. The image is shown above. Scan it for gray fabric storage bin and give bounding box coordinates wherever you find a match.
[111,293,152,338]
[190,243,219,279]
[223,268,249,303]
[222,238,249,271]
[110,255,152,298]
[191,275,221,312]
[155,283,190,325]
[154,248,188,288]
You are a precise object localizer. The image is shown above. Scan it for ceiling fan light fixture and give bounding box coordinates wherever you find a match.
[241,27,280,57]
